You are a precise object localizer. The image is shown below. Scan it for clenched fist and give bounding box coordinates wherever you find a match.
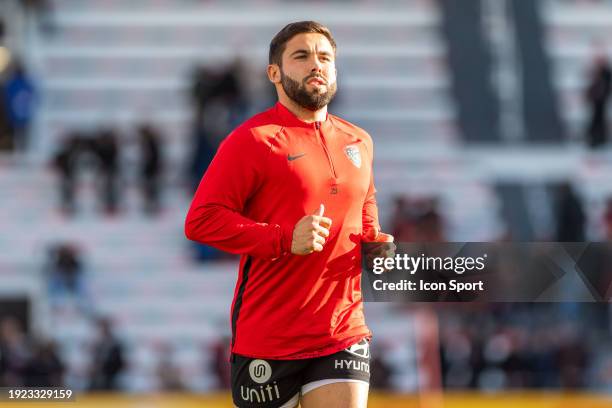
[291,204,332,255]
[363,227,396,272]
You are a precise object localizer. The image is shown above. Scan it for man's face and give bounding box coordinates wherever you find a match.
[277,33,337,111]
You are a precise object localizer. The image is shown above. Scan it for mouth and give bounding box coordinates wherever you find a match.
[306,77,327,86]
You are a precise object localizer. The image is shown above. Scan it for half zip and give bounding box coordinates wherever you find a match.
[316,121,337,179]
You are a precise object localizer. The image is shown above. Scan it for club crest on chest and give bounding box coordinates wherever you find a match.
[345,145,361,168]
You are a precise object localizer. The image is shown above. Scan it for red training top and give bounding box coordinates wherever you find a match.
[185,102,380,359]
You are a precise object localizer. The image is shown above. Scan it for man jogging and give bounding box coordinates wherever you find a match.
[185,21,393,408]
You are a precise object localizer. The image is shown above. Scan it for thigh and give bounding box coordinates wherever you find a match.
[231,354,306,408]
[300,338,371,408]
[300,381,369,408]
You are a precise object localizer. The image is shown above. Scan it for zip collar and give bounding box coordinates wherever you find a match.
[274,102,333,132]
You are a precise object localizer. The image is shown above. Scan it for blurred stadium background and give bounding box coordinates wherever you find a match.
[1,0,612,406]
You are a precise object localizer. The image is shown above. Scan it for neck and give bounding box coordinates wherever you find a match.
[278,93,327,123]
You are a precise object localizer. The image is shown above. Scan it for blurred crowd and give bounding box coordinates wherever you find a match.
[47,59,254,223]
[52,124,163,216]
[390,185,612,243]
[1,312,245,392]
[0,315,126,390]
[437,304,612,390]
[380,190,612,392]
[0,317,63,388]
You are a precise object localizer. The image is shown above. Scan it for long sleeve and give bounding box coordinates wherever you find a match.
[362,136,380,235]
[184,128,293,259]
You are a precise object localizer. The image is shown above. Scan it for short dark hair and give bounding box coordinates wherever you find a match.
[269,21,337,66]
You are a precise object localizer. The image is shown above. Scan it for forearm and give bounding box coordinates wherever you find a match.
[362,198,380,234]
[185,202,293,259]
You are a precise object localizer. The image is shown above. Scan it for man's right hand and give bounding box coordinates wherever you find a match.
[291,204,332,255]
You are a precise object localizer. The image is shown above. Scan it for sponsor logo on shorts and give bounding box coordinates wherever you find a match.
[345,339,370,359]
[334,359,370,373]
[249,359,272,384]
[241,382,281,403]
[242,360,280,403]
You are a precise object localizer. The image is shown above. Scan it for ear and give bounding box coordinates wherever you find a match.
[267,64,281,84]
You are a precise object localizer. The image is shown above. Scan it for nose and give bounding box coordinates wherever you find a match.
[310,56,323,73]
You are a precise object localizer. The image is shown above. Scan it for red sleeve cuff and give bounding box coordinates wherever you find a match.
[280,223,294,255]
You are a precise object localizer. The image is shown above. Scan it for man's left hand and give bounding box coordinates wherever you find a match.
[362,227,396,272]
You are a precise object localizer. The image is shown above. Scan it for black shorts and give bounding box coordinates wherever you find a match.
[231,338,371,408]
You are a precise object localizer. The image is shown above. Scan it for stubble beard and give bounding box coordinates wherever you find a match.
[280,70,337,111]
